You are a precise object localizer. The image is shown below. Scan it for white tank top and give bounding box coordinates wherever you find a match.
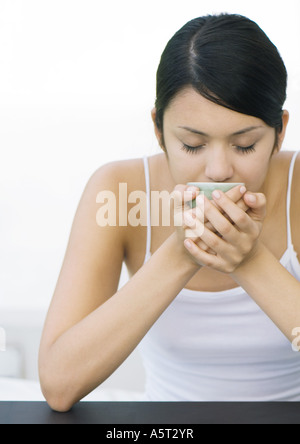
[138,151,300,401]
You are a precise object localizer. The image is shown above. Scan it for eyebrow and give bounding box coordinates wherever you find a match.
[178,125,264,136]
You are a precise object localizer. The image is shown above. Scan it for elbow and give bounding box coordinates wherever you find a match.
[39,366,77,413]
[38,347,106,412]
[38,349,79,412]
[46,396,74,414]
[40,378,76,413]
[40,382,77,413]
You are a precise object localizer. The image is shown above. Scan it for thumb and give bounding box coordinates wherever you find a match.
[244,192,267,221]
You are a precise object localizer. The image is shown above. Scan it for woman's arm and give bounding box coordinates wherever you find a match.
[232,154,300,342]
[39,164,199,412]
[231,242,300,343]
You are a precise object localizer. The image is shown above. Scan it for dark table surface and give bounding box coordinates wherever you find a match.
[1,401,300,424]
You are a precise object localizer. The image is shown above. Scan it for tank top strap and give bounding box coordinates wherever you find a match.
[143,156,152,263]
[286,151,300,248]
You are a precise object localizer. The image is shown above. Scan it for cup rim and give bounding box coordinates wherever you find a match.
[187,182,245,187]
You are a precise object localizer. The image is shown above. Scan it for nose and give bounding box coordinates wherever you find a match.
[204,147,234,182]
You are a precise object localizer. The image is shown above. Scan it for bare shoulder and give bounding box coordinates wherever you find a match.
[82,157,147,228]
[265,150,300,259]
[265,151,294,203]
[276,151,300,257]
[89,157,146,190]
[274,150,300,200]
[270,149,300,196]
[290,152,300,256]
[269,149,297,171]
[79,156,147,247]
[88,153,167,193]
[267,150,298,190]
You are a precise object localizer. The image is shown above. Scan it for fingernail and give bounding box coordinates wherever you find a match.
[212,190,221,200]
[187,186,198,194]
[184,240,192,249]
[196,194,204,206]
[240,186,247,194]
[184,213,195,226]
[247,194,256,203]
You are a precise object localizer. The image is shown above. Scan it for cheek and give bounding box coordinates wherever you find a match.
[166,149,205,184]
[237,157,270,191]
[167,157,195,184]
[164,138,200,182]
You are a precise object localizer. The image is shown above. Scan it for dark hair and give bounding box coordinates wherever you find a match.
[155,14,287,140]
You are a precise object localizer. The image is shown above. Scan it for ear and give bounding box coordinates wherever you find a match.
[274,110,289,153]
[151,108,166,151]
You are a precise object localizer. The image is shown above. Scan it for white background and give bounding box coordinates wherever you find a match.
[0,0,299,311]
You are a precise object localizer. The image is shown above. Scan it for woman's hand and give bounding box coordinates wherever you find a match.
[182,189,267,273]
[171,184,249,262]
[183,184,249,252]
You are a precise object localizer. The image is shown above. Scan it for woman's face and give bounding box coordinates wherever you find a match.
[156,87,288,192]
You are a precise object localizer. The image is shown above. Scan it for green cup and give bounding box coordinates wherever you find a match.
[187,182,245,207]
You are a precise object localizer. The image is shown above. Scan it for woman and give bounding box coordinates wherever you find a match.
[39,13,300,411]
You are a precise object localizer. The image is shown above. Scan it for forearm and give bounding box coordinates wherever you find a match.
[231,242,300,342]
[40,233,199,411]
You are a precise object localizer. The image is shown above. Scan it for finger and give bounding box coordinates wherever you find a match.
[193,198,230,249]
[172,185,199,227]
[210,190,254,234]
[184,239,222,268]
[197,217,231,254]
[171,185,200,211]
[212,184,247,212]
[235,197,249,213]
[204,186,249,225]
[189,202,219,236]
[196,194,239,243]
[195,201,217,233]
[188,185,248,233]
[184,220,205,239]
[225,184,247,202]
[183,210,197,231]
[195,239,217,255]
[243,192,267,221]
[183,201,205,239]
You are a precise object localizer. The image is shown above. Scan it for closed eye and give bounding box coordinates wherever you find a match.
[235,144,256,154]
[181,144,205,154]
[181,143,256,155]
